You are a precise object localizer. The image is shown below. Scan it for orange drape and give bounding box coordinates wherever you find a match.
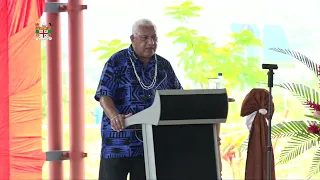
[0,0,46,179]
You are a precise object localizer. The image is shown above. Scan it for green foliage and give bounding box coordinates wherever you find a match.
[229,30,263,47]
[240,49,320,178]
[212,30,265,89]
[272,121,311,139]
[240,138,248,152]
[166,26,215,86]
[241,120,312,153]
[270,120,320,165]
[164,1,202,22]
[275,82,320,113]
[305,114,320,122]
[270,48,319,77]
[92,39,130,61]
[164,1,264,89]
[309,148,320,179]
[278,132,320,165]
[263,49,320,178]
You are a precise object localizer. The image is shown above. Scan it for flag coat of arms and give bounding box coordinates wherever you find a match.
[35,23,52,40]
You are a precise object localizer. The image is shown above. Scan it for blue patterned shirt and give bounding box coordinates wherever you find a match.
[95,45,183,159]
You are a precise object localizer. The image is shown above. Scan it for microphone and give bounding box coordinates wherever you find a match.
[261,64,278,88]
[262,64,278,70]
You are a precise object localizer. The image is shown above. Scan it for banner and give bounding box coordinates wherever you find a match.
[0,0,45,179]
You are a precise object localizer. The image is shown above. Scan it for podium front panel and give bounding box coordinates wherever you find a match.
[159,92,228,121]
[149,124,220,180]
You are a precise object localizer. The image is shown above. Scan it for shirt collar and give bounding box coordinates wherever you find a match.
[127,45,156,64]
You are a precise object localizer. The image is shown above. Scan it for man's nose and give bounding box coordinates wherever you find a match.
[147,38,155,45]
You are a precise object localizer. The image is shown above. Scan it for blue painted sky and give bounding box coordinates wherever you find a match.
[230,24,293,62]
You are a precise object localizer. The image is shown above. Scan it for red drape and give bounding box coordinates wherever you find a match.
[0,0,46,179]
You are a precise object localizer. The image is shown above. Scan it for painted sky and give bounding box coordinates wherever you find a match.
[41,0,320,88]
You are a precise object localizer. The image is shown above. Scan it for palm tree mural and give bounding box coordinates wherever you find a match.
[242,48,320,179]
[164,1,264,91]
[91,39,130,62]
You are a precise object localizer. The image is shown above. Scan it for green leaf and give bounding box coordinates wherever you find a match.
[269,48,319,77]
[278,133,320,164]
[164,1,202,21]
[92,39,129,61]
[271,120,312,138]
[305,114,320,122]
[108,39,122,46]
[173,36,193,44]
[166,27,198,38]
[228,30,263,47]
[91,46,106,52]
[180,1,194,7]
[240,138,249,152]
[308,147,320,179]
[276,82,320,112]
[97,40,108,44]
[165,1,264,89]
[97,53,113,60]
[241,120,314,152]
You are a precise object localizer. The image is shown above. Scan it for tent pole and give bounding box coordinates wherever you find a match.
[46,0,64,179]
[67,0,87,179]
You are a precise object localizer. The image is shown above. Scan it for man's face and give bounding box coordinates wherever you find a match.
[131,25,158,60]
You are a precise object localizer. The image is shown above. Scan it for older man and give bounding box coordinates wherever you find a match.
[95,19,183,180]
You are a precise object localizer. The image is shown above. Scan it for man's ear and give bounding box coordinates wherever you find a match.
[130,35,134,43]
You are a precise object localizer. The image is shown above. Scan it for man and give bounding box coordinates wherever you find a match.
[95,19,183,180]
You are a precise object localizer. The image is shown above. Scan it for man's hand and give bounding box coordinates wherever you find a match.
[110,113,132,132]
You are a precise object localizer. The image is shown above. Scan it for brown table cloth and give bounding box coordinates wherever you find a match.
[240,88,276,180]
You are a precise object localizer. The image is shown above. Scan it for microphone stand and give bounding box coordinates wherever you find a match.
[262,64,277,180]
[266,69,274,180]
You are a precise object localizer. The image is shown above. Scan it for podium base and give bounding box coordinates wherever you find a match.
[150,124,220,180]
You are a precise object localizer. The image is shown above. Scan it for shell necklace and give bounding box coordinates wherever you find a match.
[129,53,158,90]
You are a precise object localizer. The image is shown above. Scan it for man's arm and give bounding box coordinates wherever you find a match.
[99,96,118,120]
[94,58,126,131]
[100,96,131,131]
[94,58,118,116]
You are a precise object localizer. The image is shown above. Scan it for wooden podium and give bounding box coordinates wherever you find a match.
[124,89,229,180]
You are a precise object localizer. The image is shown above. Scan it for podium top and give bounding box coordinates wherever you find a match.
[159,89,235,102]
[124,89,229,127]
[158,89,226,95]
